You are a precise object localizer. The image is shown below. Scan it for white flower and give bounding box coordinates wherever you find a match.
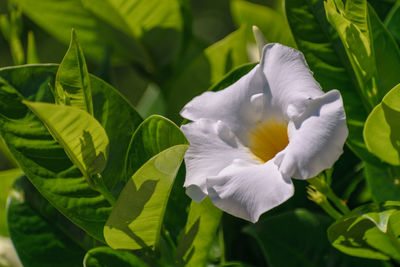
[180,43,348,223]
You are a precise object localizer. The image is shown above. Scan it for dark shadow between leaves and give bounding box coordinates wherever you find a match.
[106,178,159,249]
[175,218,200,266]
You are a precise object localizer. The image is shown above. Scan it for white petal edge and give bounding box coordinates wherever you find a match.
[206,159,294,223]
[181,119,257,202]
[261,43,324,119]
[274,90,348,179]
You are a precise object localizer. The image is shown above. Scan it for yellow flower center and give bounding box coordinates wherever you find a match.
[248,119,289,163]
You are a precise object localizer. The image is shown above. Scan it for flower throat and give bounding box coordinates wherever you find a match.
[249,119,289,163]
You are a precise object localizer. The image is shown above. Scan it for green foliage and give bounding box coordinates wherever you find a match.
[7,176,94,267]
[364,83,400,165]
[328,201,400,261]
[245,209,385,266]
[231,0,296,47]
[55,29,93,114]
[84,247,149,267]
[0,64,141,242]
[0,168,22,236]
[104,144,188,250]
[176,198,223,267]
[385,3,400,43]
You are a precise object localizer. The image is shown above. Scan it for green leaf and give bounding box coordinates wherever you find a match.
[365,163,400,202]
[285,0,376,163]
[12,0,151,67]
[369,5,400,101]
[166,27,249,121]
[175,198,223,267]
[328,201,400,261]
[104,144,188,250]
[245,209,386,266]
[385,4,400,44]
[231,0,296,47]
[27,31,39,64]
[364,83,400,165]
[7,176,93,267]
[0,64,142,242]
[24,102,110,189]
[81,0,183,68]
[83,247,149,267]
[0,168,22,236]
[55,29,93,114]
[124,115,188,178]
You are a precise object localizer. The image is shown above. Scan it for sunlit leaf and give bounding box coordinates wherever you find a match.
[83,247,149,267]
[55,29,93,114]
[364,83,400,165]
[328,201,400,260]
[24,102,109,187]
[0,64,142,241]
[104,144,188,250]
[175,198,223,267]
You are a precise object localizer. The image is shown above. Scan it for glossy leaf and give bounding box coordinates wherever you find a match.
[245,209,386,266]
[7,176,93,267]
[166,27,249,121]
[231,0,296,47]
[175,198,223,267]
[25,102,109,186]
[0,168,22,236]
[104,144,188,250]
[83,247,149,267]
[328,201,400,260]
[55,29,93,114]
[0,64,142,241]
[364,83,400,165]
[12,0,151,67]
[285,0,376,163]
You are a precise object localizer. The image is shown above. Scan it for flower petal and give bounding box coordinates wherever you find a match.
[206,159,294,223]
[181,119,257,202]
[180,65,272,142]
[274,90,348,179]
[261,43,324,119]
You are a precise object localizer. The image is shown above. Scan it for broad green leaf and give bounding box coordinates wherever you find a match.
[12,0,151,67]
[328,201,400,261]
[385,4,400,43]
[364,83,400,165]
[175,198,223,267]
[104,144,188,250]
[231,0,296,47]
[0,64,142,241]
[124,115,187,178]
[24,102,109,189]
[245,209,386,266]
[365,163,400,202]
[55,29,93,114]
[8,176,94,267]
[369,5,400,101]
[123,115,189,241]
[166,27,249,121]
[325,0,378,106]
[285,0,376,163]
[83,247,149,267]
[0,168,22,236]
[81,0,183,68]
